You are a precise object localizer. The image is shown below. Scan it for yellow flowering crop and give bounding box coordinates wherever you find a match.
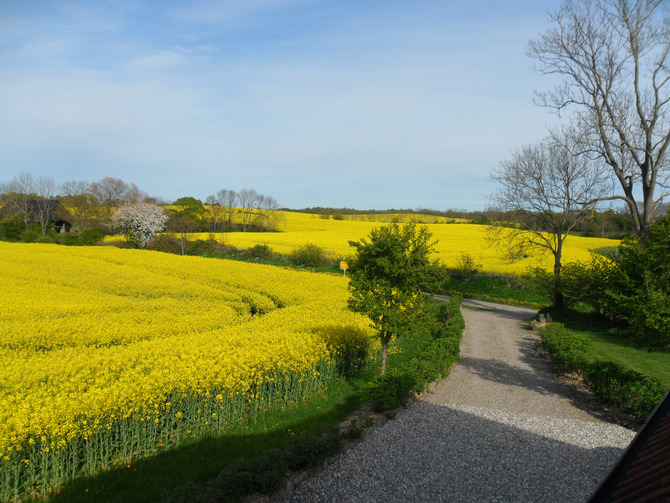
[168,211,620,275]
[0,242,371,499]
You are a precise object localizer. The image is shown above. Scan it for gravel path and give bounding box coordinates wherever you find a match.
[279,299,636,503]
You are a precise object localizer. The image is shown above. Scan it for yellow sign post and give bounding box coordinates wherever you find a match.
[340,261,348,277]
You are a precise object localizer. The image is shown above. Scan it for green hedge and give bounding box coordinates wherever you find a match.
[539,323,591,374]
[539,323,666,419]
[361,296,464,411]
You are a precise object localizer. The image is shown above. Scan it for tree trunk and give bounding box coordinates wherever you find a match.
[552,246,563,307]
[380,338,388,375]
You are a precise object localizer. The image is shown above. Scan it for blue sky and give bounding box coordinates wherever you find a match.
[0,0,563,210]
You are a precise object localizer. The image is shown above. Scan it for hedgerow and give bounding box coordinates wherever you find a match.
[539,323,665,419]
[361,296,464,411]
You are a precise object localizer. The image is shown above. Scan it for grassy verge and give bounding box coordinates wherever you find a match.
[546,308,670,389]
[539,308,668,422]
[42,298,463,503]
[438,273,548,308]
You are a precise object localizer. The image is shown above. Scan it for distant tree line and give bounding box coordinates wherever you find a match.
[293,205,635,238]
[0,173,282,244]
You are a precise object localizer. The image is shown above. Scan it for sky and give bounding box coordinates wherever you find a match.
[0,0,564,210]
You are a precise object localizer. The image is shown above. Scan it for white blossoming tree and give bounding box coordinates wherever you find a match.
[111,202,168,248]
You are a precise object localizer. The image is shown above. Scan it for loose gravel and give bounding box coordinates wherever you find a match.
[278,299,636,503]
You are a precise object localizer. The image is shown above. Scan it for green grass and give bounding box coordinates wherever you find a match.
[547,308,670,389]
[42,376,365,503]
[439,273,549,308]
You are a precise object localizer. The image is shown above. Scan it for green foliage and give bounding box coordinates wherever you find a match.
[36,234,56,244]
[19,226,41,243]
[555,216,670,350]
[166,431,342,503]
[145,234,183,254]
[288,242,329,267]
[361,368,417,411]
[79,227,103,246]
[539,323,592,374]
[611,218,670,349]
[539,322,666,419]
[348,223,439,374]
[246,244,274,260]
[171,197,206,219]
[0,216,26,241]
[558,256,620,317]
[360,296,464,411]
[583,361,666,418]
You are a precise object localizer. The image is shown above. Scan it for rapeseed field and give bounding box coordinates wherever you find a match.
[0,242,371,500]
[183,211,620,275]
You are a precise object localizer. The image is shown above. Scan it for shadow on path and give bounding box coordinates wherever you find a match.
[280,401,631,503]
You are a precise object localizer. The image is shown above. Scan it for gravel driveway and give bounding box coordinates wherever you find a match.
[278,298,636,503]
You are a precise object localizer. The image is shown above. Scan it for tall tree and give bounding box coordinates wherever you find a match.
[348,223,438,375]
[205,194,224,231]
[238,189,258,232]
[0,172,36,225]
[489,134,610,305]
[90,177,141,227]
[529,0,670,236]
[60,180,97,232]
[32,175,57,236]
[217,189,238,231]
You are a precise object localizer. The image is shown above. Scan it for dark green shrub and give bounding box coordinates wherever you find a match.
[583,360,665,418]
[361,368,418,411]
[79,227,103,246]
[559,256,621,317]
[58,232,80,246]
[19,227,40,243]
[146,234,182,254]
[562,217,670,350]
[539,323,592,374]
[247,244,274,259]
[0,216,26,241]
[36,234,56,244]
[288,432,341,471]
[288,243,329,267]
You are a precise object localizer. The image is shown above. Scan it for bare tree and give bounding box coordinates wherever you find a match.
[205,194,224,231]
[529,0,670,236]
[238,189,258,232]
[1,172,36,224]
[32,175,57,236]
[90,177,141,227]
[60,180,97,232]
[216,189,237,231]
[260,195,282,231]
[489,134,610,305]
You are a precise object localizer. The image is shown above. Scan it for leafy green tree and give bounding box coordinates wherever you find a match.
[171,197,206,221]
[610,216,670,349]
[347,223,439,375]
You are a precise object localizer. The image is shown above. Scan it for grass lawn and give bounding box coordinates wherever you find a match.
[548,308,670,389]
